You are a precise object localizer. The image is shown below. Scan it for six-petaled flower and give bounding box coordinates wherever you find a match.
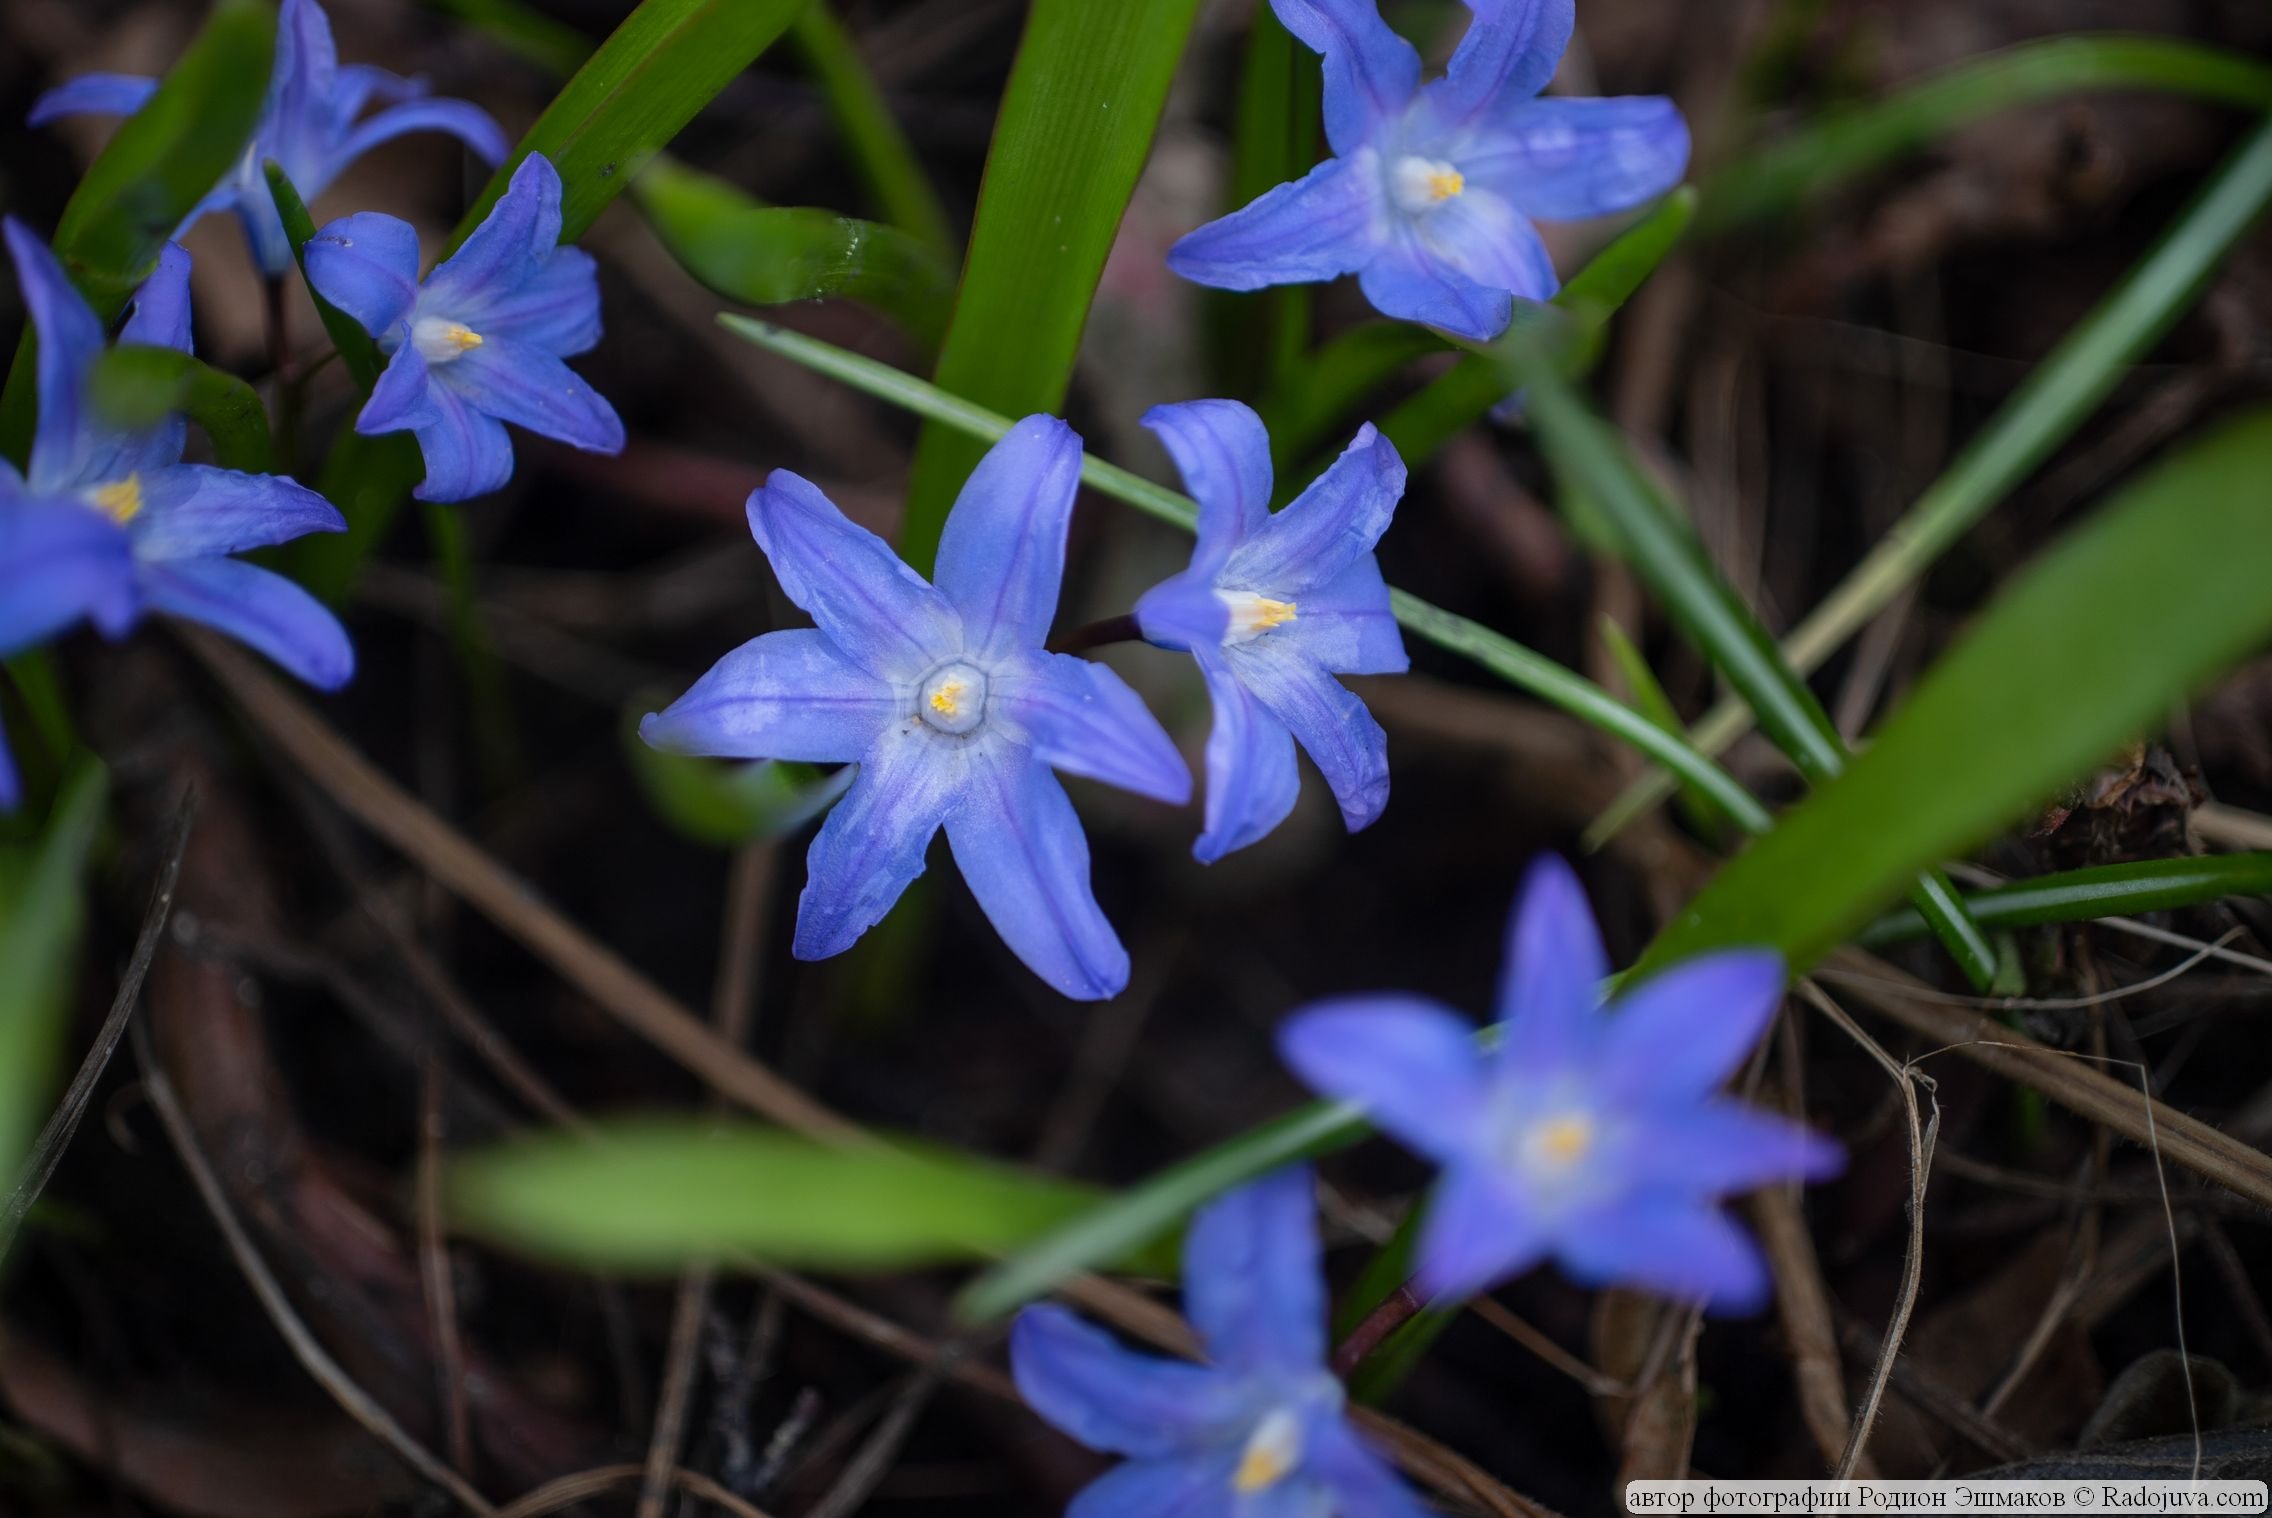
[1013,1166,1426,1518]
[29,0,507,277]
[640,417,1192,1000]
[1135,399,1409,861]
[1170,0,1690,341]
[1280,854,1843,1310]
[305,153,624,503]
[0,222,353,811]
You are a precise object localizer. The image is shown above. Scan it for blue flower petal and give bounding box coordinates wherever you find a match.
[1625,1101,1844,1195]
[1191,646,1299,863]
[1463,97,1691,221]
[361,342,435,433]
[272,0,343,149]
[305,212,424,338]
[1306,1420,1430,1518]
[639,628,895,764]
[27,73,158,128]
[1596,949,1786,1101]
[405,381,516,503]
[471,247,604,355]
[1134,569,1232,655]
[333,62,419,122]
[1182,1166,1327,1375]
[131,465,344,561]
[1010,1305,1246,1460]
[1422,0,1574,130]
[1356,230,1516,342]
[992,652,1192,805]
[1416,1160,1547,1299]
[1554,1196,1771,1313]
[1494,855,1610,1076]
[792,722,958,960]
[119,243,195,354]
[1225,423,1404,597]
[441,337,624,455]
[932,415,1083,661]
[746,472,963,682]
[1278,556,1406,676]
[335,96,509,173]
[1271,0,1423,156]
[1278,995,1488,1163]
[1140,399,1271,568]
[1230,641,1389,831]
[0,501,135,653]
[141,557,355,691]
[5,219,107,495]
[1167,155,1383,294]
[1066,1456,1240,1518]
[422,154,563,318]
[1414,191,1559,305]
[945,741,1128,1000]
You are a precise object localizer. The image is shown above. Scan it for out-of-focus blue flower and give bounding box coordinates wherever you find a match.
[0,221,354,807]
[640,417,1191,1000]
[1169,0,1689,342]
[1013,1166,1425,1518]
[1134,400,1408,863]
[304,154,622,503]
[1280,855,1842,1310]
[28,0,507,277]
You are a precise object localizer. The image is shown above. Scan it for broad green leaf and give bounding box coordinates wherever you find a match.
[789,4,954,253]
[1858,855,2272,947]
[0,0,276,468]
[1505,330,1997,988]
[1701,36,2272,231]
[1642,411,2272,975]
[450,0,811,252]
[1593,116,2272,848]
[0,762,107,1180]
[719,314,1771,835]
[626,706,852,849]
[266,163,383,392]
[86,346,273,475]
[631,158,953,350]
[448,1118,1173,1273]
[897,0,1204,571]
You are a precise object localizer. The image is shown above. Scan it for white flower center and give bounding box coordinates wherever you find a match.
[1217,589,1297,646]
[1511,1110,1598,1183]
[1390,155,1467,215]
[412,315,486,365]
[1232,1406,1304,1495]
[916,661,990,736]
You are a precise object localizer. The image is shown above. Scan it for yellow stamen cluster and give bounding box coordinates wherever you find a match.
[1232,1410,1302,1494]
[87,473,144,525]
[1526,1113,1596,1172]
[440,323,484,353]
[928,679,967,718]
[1427,167,1466,202]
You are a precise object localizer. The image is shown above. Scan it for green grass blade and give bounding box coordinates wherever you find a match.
[627,707,853,849]
[1642,410,2272,975]
[266,163,384,392]
[631,157,954,350]
[1858,854,2272,948]
[896,0,1204,572]
[449,0,811,252]
[0,761,108,1185]
[1505,332,1997,988]
[789,4,954,253]
[719,314,1772,835]
[1701,36,2272,231]
[1591,115,2272,850]
[448,1118,1174,1274]
[1599,616,1731,843]
[1257,323,1447,472]
[1214,5,1318,397]
[0,0,276,468]
[86,346,273,475]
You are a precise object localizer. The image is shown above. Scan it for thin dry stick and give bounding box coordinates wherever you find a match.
[492,1463,776,1518]
[418,1035,474,1476]
[130,1017,496,1515]
[1820,930,2239,1013]
[804,1351,962,1518]
[0,791,194,1260]
[1798,980,1940,1481]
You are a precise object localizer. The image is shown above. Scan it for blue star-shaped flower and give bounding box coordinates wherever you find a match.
[1014,1166,1425,1518]
[304,153,624,504]
[640,417,1191,1000]
[0,221,353,810]
[1134,400,1408,862]
[1170,0,1690,342]
[29,0,508,277]
[1280,855,1843,1309]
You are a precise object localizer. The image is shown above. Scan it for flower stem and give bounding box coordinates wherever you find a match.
[1330,1278,1424,1380]
[1052,614,1143,654]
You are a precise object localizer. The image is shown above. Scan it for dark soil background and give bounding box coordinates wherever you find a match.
[3,0,2272,1513]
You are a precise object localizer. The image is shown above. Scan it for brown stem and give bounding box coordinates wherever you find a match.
[1331,1279,1426,1380]
[1051,613,1144,654]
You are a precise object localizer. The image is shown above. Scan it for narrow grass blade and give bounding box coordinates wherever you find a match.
[1214,5,1319,397]
[1642,410,2272,975]
[86,346,273,475]
[0,762,108,1180]
[627,708,853,849]
[1858,854,2272,948]
[1599,617,1731,844]
[1592,116,2272,849]
[789,3,955,254]
[897,0,1204,572]
[631,157,954,350]
[719,313,1771,834]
